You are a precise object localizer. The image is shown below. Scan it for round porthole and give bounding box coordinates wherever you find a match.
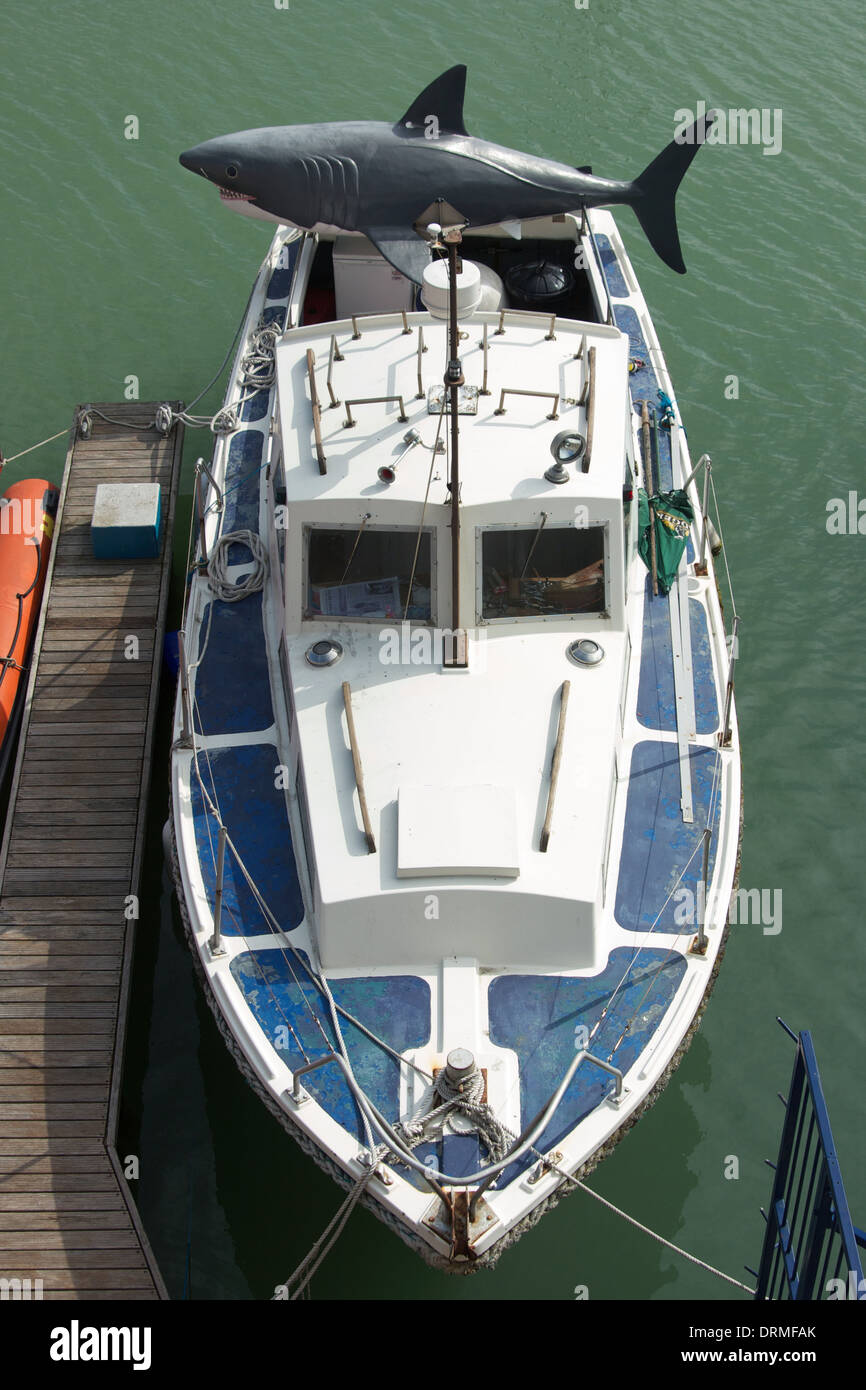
[568,638,604,667]
[305,638,343,667]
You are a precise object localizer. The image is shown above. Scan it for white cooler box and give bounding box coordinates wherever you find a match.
[332,235,416,320]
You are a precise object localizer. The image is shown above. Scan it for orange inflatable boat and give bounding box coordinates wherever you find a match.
[0,477,59,754]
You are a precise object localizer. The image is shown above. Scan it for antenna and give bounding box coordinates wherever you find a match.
[417,198,469,661]
[443,214,466,650]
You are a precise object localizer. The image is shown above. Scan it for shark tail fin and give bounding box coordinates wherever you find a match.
[630,109,716,274]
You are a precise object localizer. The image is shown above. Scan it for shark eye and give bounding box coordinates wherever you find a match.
[225,164,239,180]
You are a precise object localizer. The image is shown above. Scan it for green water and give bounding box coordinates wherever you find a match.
[2,0,864,1301]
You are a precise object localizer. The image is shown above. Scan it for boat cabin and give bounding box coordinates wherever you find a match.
[267,237,640,973]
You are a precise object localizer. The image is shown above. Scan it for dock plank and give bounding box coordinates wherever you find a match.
[0,402,180,1299]
[0,1001,119,1015]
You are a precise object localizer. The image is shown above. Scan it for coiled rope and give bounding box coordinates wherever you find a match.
[177,314,285,434]
[205,530,268,603]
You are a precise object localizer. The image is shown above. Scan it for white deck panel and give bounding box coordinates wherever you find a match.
[275,312,629,510]
[290,624,624,969]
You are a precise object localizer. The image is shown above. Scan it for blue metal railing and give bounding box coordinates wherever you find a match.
[755,1020,864,1300]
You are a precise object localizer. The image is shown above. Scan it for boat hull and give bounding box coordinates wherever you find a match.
[0,478,57,758]
[169,214,742,1272]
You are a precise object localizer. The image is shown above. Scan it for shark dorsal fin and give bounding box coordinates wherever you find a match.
[395,65,469,137]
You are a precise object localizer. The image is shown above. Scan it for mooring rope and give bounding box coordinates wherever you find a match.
[557,1170,755,1294]
[0,428,69,464]
[273,1146,755,1299]
[274,1167,376,1301]
[5,267,286,463]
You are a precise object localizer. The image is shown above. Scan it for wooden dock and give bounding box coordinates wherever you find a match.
[0,402,183,1299]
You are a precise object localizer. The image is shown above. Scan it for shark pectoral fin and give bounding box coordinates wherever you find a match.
[394,65,469,137]
[362,229,432,287]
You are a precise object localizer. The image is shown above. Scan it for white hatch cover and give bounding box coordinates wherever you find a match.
[397,785,520,878]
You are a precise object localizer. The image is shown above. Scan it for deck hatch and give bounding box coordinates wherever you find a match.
[396,784,519,878]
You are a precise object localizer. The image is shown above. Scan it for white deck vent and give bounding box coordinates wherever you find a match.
[421,259,504,320]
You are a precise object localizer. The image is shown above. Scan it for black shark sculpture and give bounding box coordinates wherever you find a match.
[180,66,715,282]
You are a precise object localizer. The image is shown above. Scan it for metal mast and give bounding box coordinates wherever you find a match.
[443,220,465,647]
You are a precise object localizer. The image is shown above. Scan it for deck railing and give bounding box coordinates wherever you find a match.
[677,450,740,749]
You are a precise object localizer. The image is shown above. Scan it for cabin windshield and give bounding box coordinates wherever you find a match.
[480,524,606,619]
[305,526,433,621]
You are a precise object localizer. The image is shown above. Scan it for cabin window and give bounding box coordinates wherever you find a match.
[480,523,605,619]
[305,526,433,621]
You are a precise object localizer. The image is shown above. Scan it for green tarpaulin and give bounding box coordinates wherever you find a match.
[637,488,694,595]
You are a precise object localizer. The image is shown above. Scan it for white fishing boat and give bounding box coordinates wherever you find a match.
[169,72,741,1272]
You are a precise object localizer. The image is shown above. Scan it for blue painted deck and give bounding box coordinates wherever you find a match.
[187,263,294,909]
[405,1133,484,1187]
[488,947,687,1184]
[193,591,274,736]
[637,574,719,734]
[616,304,674,492]
[593,233,628,299]
[230,950,431,1143]
[265,240,300,302]
[239,388,269,424]
[615,740,721,932]
[222,428,264,546]
[190,743,304,936]
[262,303,288,328]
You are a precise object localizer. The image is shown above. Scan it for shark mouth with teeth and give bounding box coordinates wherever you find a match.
[218,186,255,202]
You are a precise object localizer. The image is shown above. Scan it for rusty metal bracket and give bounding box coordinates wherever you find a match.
[449,1191,478,1262]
